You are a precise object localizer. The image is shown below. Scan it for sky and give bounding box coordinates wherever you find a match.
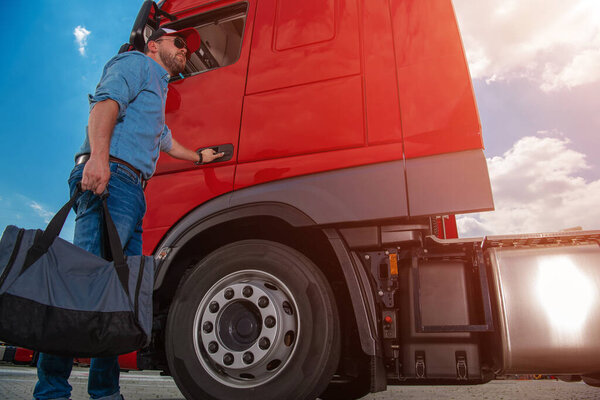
[453,0,600,236]
[0,0,598,242]
[0,1,143,240]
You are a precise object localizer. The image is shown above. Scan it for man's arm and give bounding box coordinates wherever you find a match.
[167,138,224,164]
[82,99,119,195]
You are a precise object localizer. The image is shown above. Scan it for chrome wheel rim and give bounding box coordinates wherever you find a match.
[193,269,299,388]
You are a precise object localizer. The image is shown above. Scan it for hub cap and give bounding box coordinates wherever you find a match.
[193,270,299,388]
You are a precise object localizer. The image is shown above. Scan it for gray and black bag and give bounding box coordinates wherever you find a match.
[0,187,154,357]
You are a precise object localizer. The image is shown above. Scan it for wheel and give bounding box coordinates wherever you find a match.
[557,375,581,383]
[165,240,341,400]
[583,375,600,387]
[319,374,370,400]
[30,351,40,367]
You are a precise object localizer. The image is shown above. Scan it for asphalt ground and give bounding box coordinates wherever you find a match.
[2,365,600,400]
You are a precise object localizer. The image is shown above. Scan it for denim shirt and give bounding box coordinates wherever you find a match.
[77,51,173,179]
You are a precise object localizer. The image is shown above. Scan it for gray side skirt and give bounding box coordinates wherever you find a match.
[155,150,493,284]
[406,149,494,217]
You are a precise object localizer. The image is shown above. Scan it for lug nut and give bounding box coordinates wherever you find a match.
[282,301,293,315]
[243,352,254,364]
[223,353,234,366]
[258,296,269,308]
[203,321,213,333]
[224,288,234,300]
[259,337,271,350]
[242,286,253,298]
[208,341,218,353]
[265,316,276,328]
[209,301,219,313]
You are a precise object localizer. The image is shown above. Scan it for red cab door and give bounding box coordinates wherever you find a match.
[142,0,256,253]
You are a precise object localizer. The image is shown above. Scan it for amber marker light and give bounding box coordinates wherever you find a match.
[389,253,398,276]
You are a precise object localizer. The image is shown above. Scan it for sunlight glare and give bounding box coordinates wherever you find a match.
[536,256,596,333]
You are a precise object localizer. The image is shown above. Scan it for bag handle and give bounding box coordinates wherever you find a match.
[21,184,130,296]
[21,184,84,270]
[101,196,129,295]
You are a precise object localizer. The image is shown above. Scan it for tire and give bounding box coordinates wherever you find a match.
[319,375,370,400]
[557,375,581,383]
[583,375,600,387]
[165,240,341,400]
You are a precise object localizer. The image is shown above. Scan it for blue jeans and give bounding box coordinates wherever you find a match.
[33,162,146,400]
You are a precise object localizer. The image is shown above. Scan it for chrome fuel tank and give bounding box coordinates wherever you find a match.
[487,242,600,374]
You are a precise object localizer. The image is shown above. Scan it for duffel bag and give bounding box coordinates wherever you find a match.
[0,187,154,357]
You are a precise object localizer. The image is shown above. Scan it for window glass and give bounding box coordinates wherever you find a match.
[146,3,248,78]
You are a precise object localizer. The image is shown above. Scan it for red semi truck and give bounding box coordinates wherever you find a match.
[115,1,600,399]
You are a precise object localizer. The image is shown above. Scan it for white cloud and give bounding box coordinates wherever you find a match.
[536,129,564,138]
[541,46,600,91]
[0,194,74,241]
[457,135,600,236]
[453,0,600,91]
[29,201,54,224]
[73,25,91,56]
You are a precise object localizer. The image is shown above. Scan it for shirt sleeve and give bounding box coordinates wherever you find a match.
[88,53,148,120]
[160,125,173,152]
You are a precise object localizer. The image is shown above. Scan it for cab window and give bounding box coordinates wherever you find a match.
[151,3,248,78]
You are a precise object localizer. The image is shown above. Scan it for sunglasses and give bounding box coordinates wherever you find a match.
[156,37,188,51]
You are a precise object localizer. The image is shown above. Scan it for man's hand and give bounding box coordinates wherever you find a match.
[166,138,225,164]
[199,148,225,164]
[81,156,110,195]
[84,99,118,194]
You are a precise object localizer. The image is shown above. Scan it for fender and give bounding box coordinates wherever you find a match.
[324,228,381,357]
[153,199,315,288]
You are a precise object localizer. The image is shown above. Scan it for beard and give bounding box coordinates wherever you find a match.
[159,47,186,76]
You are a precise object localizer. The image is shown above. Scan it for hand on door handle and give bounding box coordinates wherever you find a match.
[196,148,224,164]
[195,144,234,164]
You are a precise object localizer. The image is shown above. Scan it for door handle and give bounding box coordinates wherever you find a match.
[196,143,234,164]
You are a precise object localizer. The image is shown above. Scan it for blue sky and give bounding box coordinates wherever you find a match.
[0,1,142,239]
[0,0,598,242]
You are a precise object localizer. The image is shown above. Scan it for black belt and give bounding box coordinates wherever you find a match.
[75,154,147,189]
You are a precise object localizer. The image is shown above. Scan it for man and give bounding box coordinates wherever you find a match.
[33,28,223,400]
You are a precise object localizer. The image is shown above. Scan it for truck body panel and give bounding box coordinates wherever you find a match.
[142,0,493,254]
[105,1,600,399]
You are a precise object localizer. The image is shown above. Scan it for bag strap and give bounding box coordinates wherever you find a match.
[21,185,83,271]
[21,185,131,296]
[101,197,129,296]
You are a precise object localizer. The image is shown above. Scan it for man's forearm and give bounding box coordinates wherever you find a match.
[81,99,119,194]
[168,138,201,162]
[88,100,119,160]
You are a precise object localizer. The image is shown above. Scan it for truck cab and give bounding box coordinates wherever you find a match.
[123,1,600,399]
[141,0,493,257]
